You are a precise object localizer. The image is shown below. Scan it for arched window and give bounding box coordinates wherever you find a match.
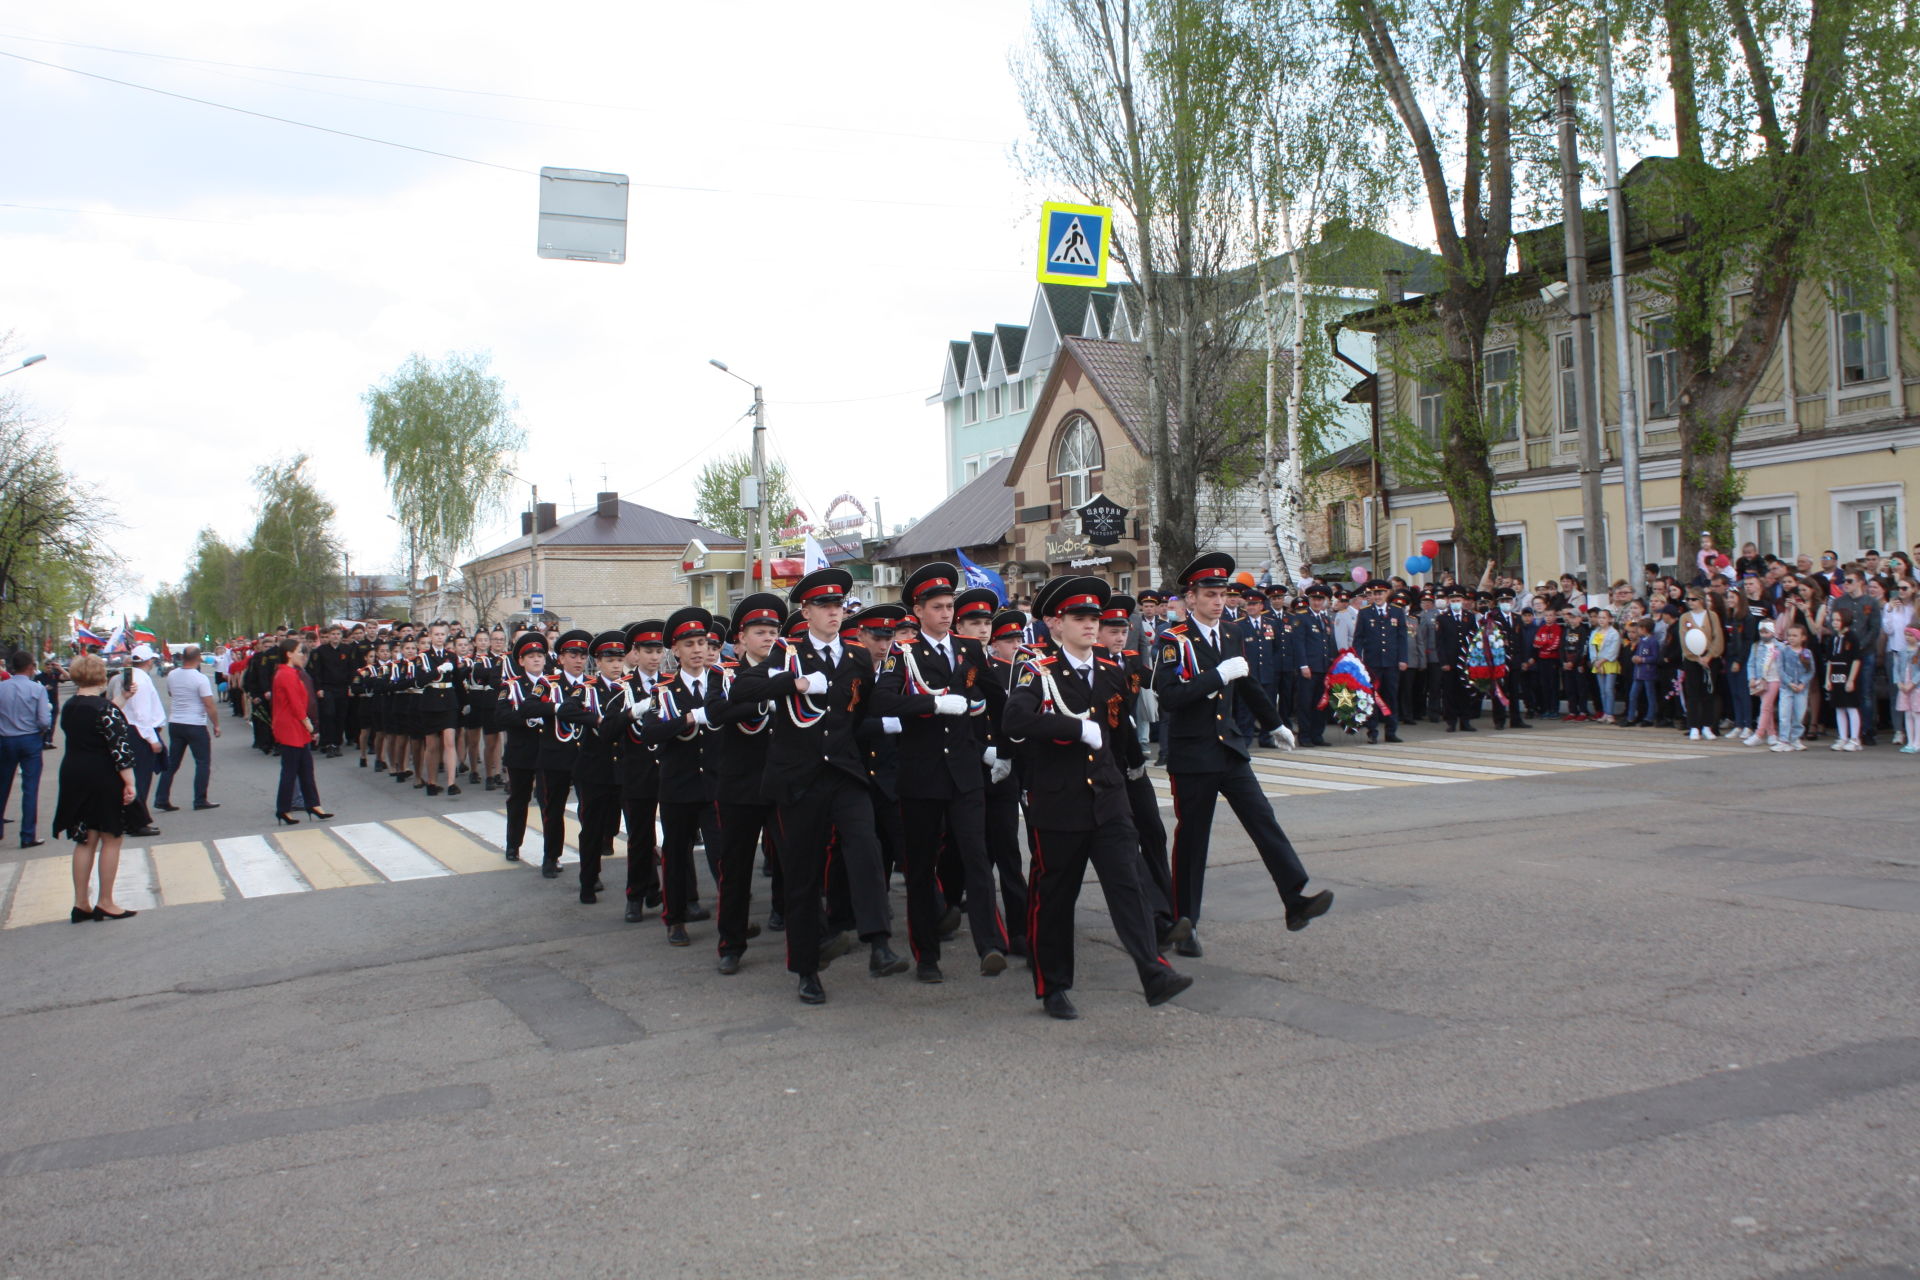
[1054,416,1103,510]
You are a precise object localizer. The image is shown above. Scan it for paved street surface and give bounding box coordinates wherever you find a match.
[2,714,1917,1278]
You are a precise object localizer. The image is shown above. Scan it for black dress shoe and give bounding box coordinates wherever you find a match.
[1285,889,1334,932]
[21,838,45,850]
[484,776,497,791]
[667,924,691,946]
[446,784,461,797]
[580,887,597,904]
[154,802,180,812]
[1043,991,1079,1020]
[1458,723,1478,732]
[869,943,909,976]
[540,862,560,879]
[797,973,826,1005]
[1445,723,1458,732]
[504,848,521,862]
[980,950,1009,976]
[624,899,645,922]
[1167,916,1195,945]
[1174,929,1203,958]
[193,802,220,810]
[685,903,711,922]
[1143,969,1194,1007]
[936,904,962,935]
[129,826,161,837]
[94,906,138,921]
[424,784,441,796]
[744,922,762,939]
[817,931,853,968]
[717,953,742,976]
[1384,734,1404,743]
[374,761,387,773]
[70,906,93,924]
[915,962,944,984]
[1510,721,1532,729]
[766,909,785,932]
[1366,730,1379,744]
[645,889,663,909]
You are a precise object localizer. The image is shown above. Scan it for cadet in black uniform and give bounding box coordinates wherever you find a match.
[1095,594,1176,945]
[614,619,666,921]
[1286,584,1337,747]
[569,631,629,904]
[849,604,909,889]
[709,594,786,974]
[1003,576,1193,1020]
[462,628,504,790]
[534,630,594,877]
[638,608,724,946]
[871,562,1011,981]
[729,569,895,1005]
[1351,577,1409,744]
[980,605,1031,952]
[1152,553,1334,957]
[493,631,551,862]
[415,620,465,796]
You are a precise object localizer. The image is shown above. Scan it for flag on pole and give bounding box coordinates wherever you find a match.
[802,535,829,574]
[955,548,1006,604]
[71,618,104,648]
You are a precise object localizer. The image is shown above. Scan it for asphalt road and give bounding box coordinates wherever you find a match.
[2,713,1917,1279]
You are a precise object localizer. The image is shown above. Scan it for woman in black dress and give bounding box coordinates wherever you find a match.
[51,652,143,922]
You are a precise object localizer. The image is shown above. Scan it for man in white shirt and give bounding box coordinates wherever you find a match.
[113,644,168,832]
[155,645,222,812]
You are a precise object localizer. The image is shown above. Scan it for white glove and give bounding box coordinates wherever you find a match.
[801,670,829,695]
[982,746,999,767]
[1216,656,1249,683]
[688,706,709,728]
[933,693,969,716]
[1125,764,1148,781]
[882,716,903,735]
[525,717,543,729]
[628,696,653,720]
[1078,719,1103,749]
[437,661,455,674]
[990,757,1013,785]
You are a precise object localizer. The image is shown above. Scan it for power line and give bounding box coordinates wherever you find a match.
[0,30,1011,148]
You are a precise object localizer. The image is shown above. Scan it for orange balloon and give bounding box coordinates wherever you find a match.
[1234,571,1256,587]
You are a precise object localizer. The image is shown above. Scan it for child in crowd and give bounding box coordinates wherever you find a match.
[1744,619,1783,747]
[1773,624,1815,750]
[1562,607,1595,720]
[1531,606,1563,718]
[1824,608,1864,751]
[1900,625,1920,754]
[1626,619,1659,726]
[1587,609,1620,723]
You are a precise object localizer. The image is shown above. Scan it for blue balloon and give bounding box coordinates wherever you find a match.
[1405,554,1433,575]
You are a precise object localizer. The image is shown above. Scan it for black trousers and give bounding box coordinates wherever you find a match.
[983,775,1029,939]
[1682,662,1713,729]
[1029,816,1176,997]
[536,768,573,867]
[1493,669,1529,727]
[1366,667,1401,733]
[775,771,891,975]
[870,787,904,882]
[622,793,659,901]
[898,789,1007,963]
[1441,669,1478,726]
[275,743,319,815]
[716,801,773,956]
[1169,757,1309,924]
[658,800,707,926]
[316,689,347,750]
[576,780,621,893]
[504,767,537,855]
[1124,771,1175,936]
[1296,671,1328,744]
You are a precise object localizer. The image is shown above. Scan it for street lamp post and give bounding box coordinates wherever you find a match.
[709,360,769,592]
[0,354,47,378]
[502,471,541,616]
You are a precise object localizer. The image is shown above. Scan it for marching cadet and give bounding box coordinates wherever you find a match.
[638,608,724,946]
[1351,577,1408,744]
[979,606,1030,952]
[709,594,786,974]
[1435,585,1482,731]
[849,605,909,888]
[1285,584,1337,747]
[534,629,595,878]
[614,619,666,922]
[494,631,551,863]
[565,631,629,905]
[461,628,504,791]
[1094,595,1176,946]
[387,636,424,783]
[1152,553,1334,958]
[872,562,1012,982]
[730,568,900,1005]
[1003,576,1194,1020]
[416,620,466,796]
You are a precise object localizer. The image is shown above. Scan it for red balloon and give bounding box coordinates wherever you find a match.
[1419,539,1440,559]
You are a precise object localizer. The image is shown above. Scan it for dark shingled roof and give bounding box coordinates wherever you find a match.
[1041,283,1093,342]
[880,456,1015,562]
[969,331,994,377]
[1088,291,1118,337]
[467,499,742,563]
[994,323,1028,374]
[948,339,972,385]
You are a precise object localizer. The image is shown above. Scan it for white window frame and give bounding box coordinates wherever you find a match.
[1011,377,1029,412]
[1055,417,1102,512]
[1643,314,1680,421]
[986,385,1002,419]
[1642,505,1681,580]
[1556,516,1608,579]
[1830,483,1904,561]
[1415,376,1445,444]
[962,455,981,484]
[1835,281,1892,388]
[1483,347,1520,443]
[1734,494,1799,563]
[1554,331,1594,435]
[963,390,980,425]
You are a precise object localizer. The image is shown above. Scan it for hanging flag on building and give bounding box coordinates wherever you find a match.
[802,534,830,574]
[955,548,1006,604]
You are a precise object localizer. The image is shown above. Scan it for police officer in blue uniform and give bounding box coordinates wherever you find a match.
[1350,577,1408,743]
[1232,585,1291,749]
[1285,584,1337,747]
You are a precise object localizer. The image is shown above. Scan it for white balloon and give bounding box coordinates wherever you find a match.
[1683,628,1708,656]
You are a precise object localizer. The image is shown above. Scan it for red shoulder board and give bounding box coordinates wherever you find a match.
[1168,624,1189,634]
[1122,649,1138,657]
[1096,657,1120,668]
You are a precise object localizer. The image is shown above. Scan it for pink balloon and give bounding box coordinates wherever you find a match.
[1351,566,1370,584]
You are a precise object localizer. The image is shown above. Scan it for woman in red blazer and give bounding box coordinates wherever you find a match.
[271,641,331,823]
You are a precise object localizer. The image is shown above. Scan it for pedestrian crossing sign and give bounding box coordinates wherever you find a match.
[1037,201,1111,287]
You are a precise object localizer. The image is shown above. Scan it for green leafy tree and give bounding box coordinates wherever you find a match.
[183,529,247,639]
[693,452,796,544]
[0,374,117,645]
[364,352,526,607]
[241,455,342,629]
[1641,0,1920,564]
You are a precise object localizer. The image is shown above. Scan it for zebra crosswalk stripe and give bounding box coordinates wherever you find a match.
[213,835,307,898]
[332,822,453,881]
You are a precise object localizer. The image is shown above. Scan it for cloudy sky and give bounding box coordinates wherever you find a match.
[3,1,1050,618]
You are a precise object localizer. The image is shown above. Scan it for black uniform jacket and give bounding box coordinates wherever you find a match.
[596,672,662,798]
[534,669,594,772]
[637,666,724,801]
[569,674,624,789]
[728,637,875,806]
[1150,621,1281,772]
[493,672,552,771]
[709,662,776,807]
[870,632,1005,799]
[1002,653,1139,832]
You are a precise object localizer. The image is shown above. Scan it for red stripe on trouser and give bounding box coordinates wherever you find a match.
[1027,827,1047,997]
[1167,772,1183,918]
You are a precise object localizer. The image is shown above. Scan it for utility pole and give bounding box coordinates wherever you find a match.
[1558,78,1609,591]
[1596,8,1644,589]
[752,386,769,592]
[528,481,540,606]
